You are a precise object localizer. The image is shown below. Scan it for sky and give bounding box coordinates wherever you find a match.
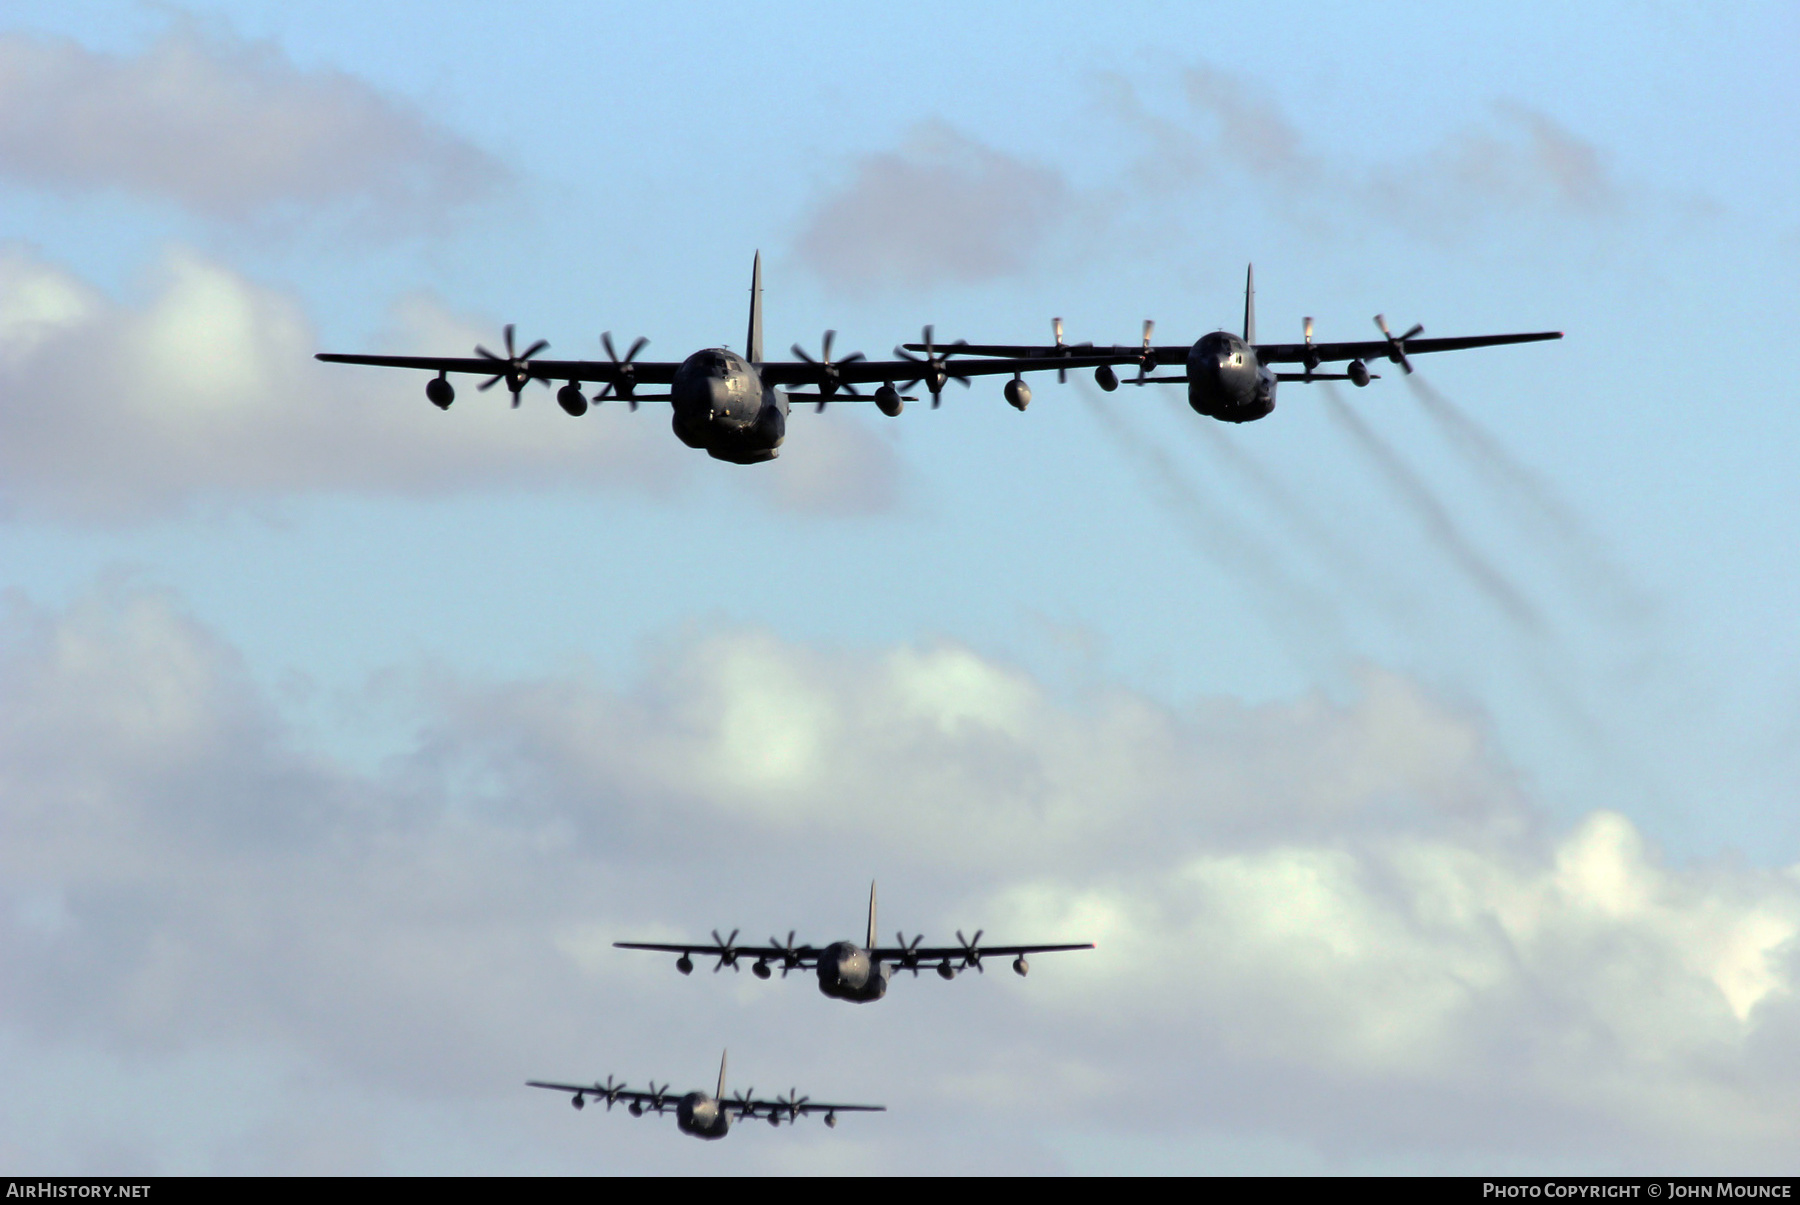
[1,0,1798,1176]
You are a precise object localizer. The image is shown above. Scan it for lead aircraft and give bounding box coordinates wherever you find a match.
[912,265,1563,422]
[315,254,1127,464]
[528,1050,882,1141]
[615,884,1094,1004]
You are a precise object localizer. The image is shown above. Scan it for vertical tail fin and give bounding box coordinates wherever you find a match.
[746,251,763,364]
[717,1049,728,1101]
[1243,263,1256,345]
[866,881,878,952]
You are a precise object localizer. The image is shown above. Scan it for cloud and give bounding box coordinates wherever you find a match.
[0,244,898,519]
[4,585,1799,1171]
[0,22,499,223]
[793,121,1073,293]
[1101,68,1620,234]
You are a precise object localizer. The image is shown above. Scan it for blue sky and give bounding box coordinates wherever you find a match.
[1,0,1797,1175]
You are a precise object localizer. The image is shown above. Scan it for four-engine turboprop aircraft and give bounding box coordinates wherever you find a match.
[315,254,1129,464]
[528,1050,883,1140]
[912,265,1563,423]
[615,883,1095,1003]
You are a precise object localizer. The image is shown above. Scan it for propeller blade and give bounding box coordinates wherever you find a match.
[602,331,619,361]
[624,336,647,362]
[503,324,516,358]
[518,339,549,360]
[822,329,835,361]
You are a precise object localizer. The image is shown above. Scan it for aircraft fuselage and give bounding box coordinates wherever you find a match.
[1187,331,1276,422]
[676,1092,731,1140]
[816,941,892,1003]
[670,349,788,464]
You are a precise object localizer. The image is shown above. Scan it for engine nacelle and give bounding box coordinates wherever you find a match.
[1004,378,1032,411]
[426,375,455,409]
[557,383,589,416]
[1347,359,1371,388]
[1095,364,1119,392]
[875,384,903,417]
[1012,956,1029,977]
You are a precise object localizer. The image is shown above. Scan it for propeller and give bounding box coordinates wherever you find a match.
[777,1088,810,1123]
[769,931,808,977]
[593,1074,627,1111]
[1374,314,1423,375]
[646,1082,670,1114]
[730,1087,758,1118]
[791,329,868,411]
[597,330,650,410]
[1050,316,1095,383]
[1135,319,1156,384]
[475,324,550,408]
[956,929,986,973]
[896,931,926,976]
[893,325,971,408]
[710,928,741,972]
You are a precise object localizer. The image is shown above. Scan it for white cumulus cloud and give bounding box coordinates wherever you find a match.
[2,586,1797,1171]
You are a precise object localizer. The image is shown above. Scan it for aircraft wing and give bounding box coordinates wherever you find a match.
[1253,331,1563,365]
[915,332,1563,369]
[314,354,682,385]
[758,353,1138,390]
[869,942,1095,962]
[613,941,822,966]
[727,1095,886,1119]
[526,1080,676,1110]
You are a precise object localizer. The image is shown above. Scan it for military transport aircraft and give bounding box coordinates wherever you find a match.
[911,265,1563,423]
[528,1050,883,1140]
[314,254,1129,464]
[615,884,1094,1004]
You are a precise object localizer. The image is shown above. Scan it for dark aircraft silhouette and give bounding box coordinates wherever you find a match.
[314,254,1127,464]
[911,265,1562,423]
[615,884,1094,1004]
[528,1050,882,1140]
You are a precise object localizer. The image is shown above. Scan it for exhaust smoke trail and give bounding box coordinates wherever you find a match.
[1075,380,1347,669]
[1175,397,1421,626]
[1406,375,1651,623]
[1320,384,1544,635]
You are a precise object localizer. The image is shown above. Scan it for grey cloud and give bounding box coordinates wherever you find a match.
[0,22,499,222]
[5,586,1799,1171]
[0,244,896,519]
[793,121,1073,293]
[1102,69,1620,232]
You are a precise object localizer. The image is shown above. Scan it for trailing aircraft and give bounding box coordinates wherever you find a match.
[615,883,1094,1004]
[912,265,1563,423]
[314,254,1126,464]
[527,1050,882,1140]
